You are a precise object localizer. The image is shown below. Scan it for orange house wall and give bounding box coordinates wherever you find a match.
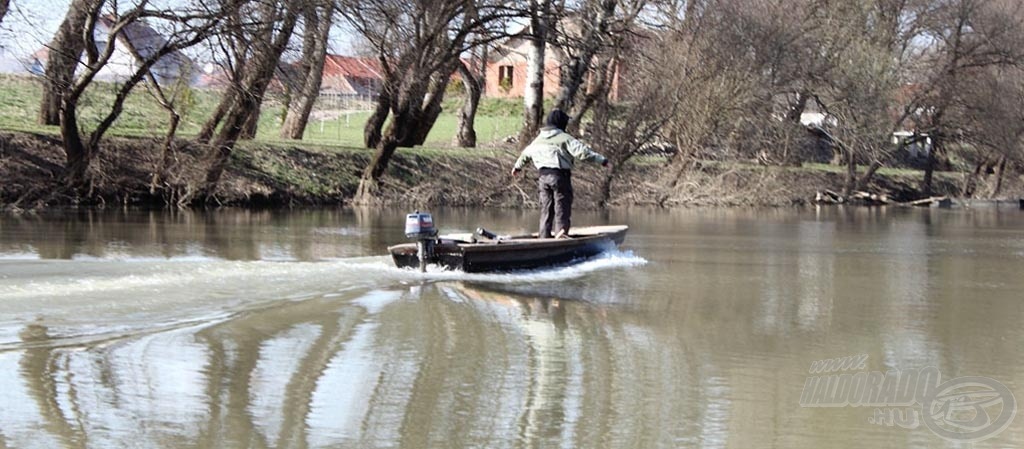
[483,60,624,103]
[485,60,562,99]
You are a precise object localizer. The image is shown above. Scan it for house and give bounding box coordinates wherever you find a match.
[892,130,933,158]
[887,83,935,159]
[320,55,382,97]
[485,32,563,99]
[28,15,196,85]
[267,54,382,111]
[485,26,623,101]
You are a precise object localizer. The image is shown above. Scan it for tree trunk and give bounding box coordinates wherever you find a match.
[353,75,431,204]
[197,88,234,143]
[202,93,249,194]
[518,0,550,145]
[151,112,181,194]
[200,2,300,197]
[239,101,262,139]
[597,166,616,209]
[454,61,483,147]
[39,0,93,126]
[364,88,391,148]
[280,3,332,140]
[921,136,940,196]
[567,58,612,134]
[855,159,882,192]
[554,0,617,113]
[963,158,985,198]
[991,155,1008,198]
[401,73,450,147]
[353,137,400,205]
[843,149,857,197]
[61,97,90,189]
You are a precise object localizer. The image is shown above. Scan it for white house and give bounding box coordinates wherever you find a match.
[29,15,196,85]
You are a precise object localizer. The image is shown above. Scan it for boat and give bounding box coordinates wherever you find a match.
[388,212,629,273]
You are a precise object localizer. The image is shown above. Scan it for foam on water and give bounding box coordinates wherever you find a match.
[374,249,649,284]
[0,250,646,346]
[1,248,646,298]
[0,253,41,261]
[0,256,390,300]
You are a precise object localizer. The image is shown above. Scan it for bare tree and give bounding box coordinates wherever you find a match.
[589,37,681,207]
[59,0,226,190]
[38,0,96,126]
[551,0,618,113]
[657,0,786,193]
[338,0,516,204]
[199,0,301,198]
[279,0,334,140]
[195,7,249,144]
[901,0,1024,195]
[563,0,651,133]
[956,66,1024,197]
[453,44,488,147]
[450,0,491,149]
[96,14,204,198]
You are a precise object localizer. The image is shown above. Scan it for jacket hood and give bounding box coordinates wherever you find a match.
[538,127,562,138]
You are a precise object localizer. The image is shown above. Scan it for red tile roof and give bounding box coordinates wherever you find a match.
[323,55,382,80]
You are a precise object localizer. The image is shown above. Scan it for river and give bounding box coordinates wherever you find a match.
[0,206,1022,448]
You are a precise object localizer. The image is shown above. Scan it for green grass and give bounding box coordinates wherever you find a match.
[0,74,523,151]
[0,74,946,183]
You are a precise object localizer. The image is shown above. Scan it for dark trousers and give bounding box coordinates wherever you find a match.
[538,169,573,238]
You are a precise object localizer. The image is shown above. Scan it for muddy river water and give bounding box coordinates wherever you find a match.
[0,206,1022,448]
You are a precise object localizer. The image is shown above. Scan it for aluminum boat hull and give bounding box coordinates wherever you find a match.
[388,225,628,273]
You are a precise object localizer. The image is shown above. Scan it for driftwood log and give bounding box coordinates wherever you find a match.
[814,190,891,205]
[905,196,952,208]
[815,190,951,207]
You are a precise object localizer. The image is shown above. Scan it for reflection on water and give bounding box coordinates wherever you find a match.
[1,206,1023,448]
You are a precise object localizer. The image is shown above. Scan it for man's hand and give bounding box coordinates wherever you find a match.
[602,160,613,171]
[510,167,521,177]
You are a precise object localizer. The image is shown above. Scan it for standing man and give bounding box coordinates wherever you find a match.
[511,109,610,238]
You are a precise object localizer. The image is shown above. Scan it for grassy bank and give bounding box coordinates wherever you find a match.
[0,75,522,149]
[4,128,1009,211]
[2,74,1021,209]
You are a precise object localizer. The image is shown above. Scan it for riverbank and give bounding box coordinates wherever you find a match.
[1,130,1020,210]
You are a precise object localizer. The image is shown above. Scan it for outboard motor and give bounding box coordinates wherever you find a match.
[405,211,437,272]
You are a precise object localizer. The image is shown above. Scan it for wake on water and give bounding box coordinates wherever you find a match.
[374,249,648,283]
[0,250,646,349]
[0,249,646,302]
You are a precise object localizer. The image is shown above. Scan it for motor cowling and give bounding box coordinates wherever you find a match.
[405,211,437,240]
[405,211,437,272]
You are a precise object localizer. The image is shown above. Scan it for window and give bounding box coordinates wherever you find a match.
[498,65,514,91]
